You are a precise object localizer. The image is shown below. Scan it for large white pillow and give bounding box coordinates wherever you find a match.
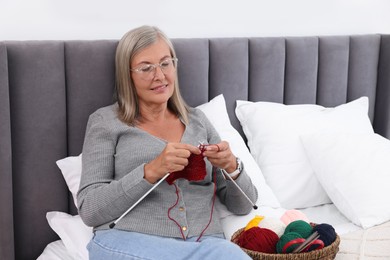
[37,240,74,260]
[197,94,280,212]
[46,211,92,260]
[235,97,374,209]
[300,133,390,228]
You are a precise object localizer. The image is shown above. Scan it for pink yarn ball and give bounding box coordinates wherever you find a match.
[280,209,310,226]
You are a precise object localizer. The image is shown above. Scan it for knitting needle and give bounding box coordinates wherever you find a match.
[222,169,258,210]
[109,172,171,228]
[199,141,258,210]
[292,231,320,253]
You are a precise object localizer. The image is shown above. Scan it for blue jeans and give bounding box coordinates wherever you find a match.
[87,229,251,260]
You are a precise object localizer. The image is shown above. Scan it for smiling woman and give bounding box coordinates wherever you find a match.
[76,25,257,260]
[129,38,178,125]
[114,26,187,126]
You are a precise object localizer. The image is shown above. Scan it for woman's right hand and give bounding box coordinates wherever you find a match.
[144,143,201,183]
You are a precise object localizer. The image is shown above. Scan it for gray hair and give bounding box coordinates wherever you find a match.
[115,25,189,125]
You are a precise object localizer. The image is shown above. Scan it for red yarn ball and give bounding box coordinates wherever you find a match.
[236,227,279,254]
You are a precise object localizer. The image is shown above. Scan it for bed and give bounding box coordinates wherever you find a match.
[1,34,390,260]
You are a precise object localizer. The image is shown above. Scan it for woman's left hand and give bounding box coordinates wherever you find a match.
[202,141,237,173]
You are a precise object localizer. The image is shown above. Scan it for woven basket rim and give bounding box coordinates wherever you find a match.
[231,227,340,260]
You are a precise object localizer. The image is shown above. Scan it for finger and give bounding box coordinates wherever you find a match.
[172,157,190,168]
[206,157,230,170]
[175,149,191,159]
[204,141,228,152]
[203,142,229,158]
[173,143,202,155]
[204,144,217,152]
[164,156,189,172]
[186,143,202,154]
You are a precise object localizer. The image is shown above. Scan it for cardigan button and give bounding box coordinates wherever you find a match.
[179,207,185,211]
[182,226,187,231]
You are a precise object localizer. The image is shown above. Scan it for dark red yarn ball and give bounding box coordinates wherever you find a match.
[236,227,279,254]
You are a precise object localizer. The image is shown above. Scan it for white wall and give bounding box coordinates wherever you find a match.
[1,0,389,40]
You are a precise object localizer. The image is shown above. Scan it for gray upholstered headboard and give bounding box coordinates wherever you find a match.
[1,34,390,259]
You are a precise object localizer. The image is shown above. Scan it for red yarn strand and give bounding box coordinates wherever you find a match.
[166,145,217,242]
[166,168,217,242]
[167,183,186,240]
[196,167,217,242]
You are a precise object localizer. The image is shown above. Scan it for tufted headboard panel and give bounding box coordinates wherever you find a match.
[0,34,390,259]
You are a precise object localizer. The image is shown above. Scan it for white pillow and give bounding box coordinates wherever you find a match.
[300,133,390,228]
[46,211,92,260]
[37,240,74,260]
[197,94,281,215]
[235,97,374,209]
[56,154,82,207]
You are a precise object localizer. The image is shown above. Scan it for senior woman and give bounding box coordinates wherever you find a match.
[77,25,257,260]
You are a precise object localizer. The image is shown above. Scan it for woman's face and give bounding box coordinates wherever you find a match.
[130,38,176,109]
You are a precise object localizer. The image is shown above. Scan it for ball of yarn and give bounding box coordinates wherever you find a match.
[244,215,265,231]
[313,223,337,246]
[280,209,310,225]
[276,232,304,253]
[258,217,286,237]
[284,220,313,239]
[236,227,279,254]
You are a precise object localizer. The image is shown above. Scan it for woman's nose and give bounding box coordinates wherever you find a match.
[153,66,165,80]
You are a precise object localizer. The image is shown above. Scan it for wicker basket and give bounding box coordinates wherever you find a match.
[231,228,340,260]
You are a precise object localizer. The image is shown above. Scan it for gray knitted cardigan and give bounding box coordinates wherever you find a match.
[77,104,258,239]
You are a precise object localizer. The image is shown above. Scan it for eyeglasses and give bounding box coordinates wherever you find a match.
[130,57,178,80]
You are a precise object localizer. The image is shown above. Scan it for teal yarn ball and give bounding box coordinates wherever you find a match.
[276,232,303,253]
[284,220,313,239]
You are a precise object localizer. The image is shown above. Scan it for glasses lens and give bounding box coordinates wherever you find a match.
[139,64,155,73]
[160,58,176,73]
[133,58,177,80]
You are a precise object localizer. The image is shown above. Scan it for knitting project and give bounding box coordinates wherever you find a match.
[166,145,207,185]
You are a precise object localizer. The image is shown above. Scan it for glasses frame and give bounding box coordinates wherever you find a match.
[130,57,178,80]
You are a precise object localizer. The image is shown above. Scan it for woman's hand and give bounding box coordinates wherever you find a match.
[202,141,238,177]
[144,143,201,183]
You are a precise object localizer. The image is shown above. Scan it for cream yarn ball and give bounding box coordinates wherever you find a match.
[258,217,286,237]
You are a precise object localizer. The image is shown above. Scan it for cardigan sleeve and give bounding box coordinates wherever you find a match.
[77,110,154,227]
